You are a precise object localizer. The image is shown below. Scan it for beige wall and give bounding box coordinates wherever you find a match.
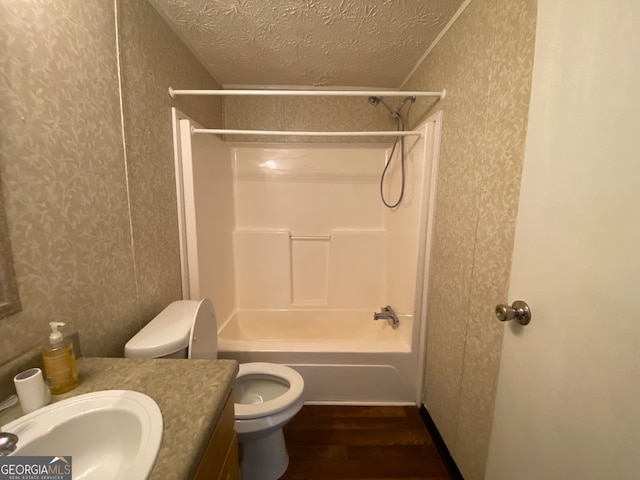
[404,0,537,478]
[0,0,221,364]
[223,96,396,143]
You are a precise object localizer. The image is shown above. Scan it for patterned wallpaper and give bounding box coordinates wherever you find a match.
[0,0,221,364]
[223,95,396,143]
[404,0,537,478]
[117,0,222,324]
[0,0,138,362]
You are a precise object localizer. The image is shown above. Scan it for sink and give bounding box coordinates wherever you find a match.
[2,390,163,480]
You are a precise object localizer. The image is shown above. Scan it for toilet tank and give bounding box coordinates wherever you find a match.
[124,300,215,359]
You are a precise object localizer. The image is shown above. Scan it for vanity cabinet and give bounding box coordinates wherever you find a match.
[193,391,239,480]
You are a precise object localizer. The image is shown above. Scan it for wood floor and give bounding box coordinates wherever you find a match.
[280,405,451,480]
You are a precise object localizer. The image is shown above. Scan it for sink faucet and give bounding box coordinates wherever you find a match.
[373,305,400,329]
[0,431,18,456]
[0,395,19,455]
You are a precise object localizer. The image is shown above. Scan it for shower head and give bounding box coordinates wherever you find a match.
[367,96,396,116]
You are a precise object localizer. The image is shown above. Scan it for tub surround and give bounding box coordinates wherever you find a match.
[229,143,429,314]
[178,138,435,405]
[0,357,238,479]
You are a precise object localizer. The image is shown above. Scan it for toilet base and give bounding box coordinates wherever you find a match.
[238,428,289,480]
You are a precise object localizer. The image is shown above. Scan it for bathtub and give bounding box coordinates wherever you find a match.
[217,309,417,405]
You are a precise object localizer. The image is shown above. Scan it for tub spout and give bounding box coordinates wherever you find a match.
[373,305,399,329]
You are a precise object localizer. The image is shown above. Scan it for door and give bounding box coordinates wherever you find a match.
[485,1,640,479]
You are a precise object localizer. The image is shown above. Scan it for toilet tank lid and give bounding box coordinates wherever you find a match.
[124,300,200,358]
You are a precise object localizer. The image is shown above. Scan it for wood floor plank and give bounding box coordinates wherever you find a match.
[358,456,449,477]
[282,459,361,479]
[288,445,349,460]
[280,405,450,480]
[346,445,442,460]
[286,415,426,431]
[403,406,426,423]
[292,405,408,419]
[285,428,431,447]
[326,478,450,480]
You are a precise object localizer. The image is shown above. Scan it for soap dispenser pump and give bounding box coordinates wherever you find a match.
[42,321,78,395]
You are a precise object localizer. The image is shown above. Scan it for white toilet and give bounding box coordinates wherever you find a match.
[124,298,304,480]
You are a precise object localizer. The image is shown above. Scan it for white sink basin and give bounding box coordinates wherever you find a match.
[2,390,163,480]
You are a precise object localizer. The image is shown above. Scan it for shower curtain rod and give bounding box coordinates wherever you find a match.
[169,87,446,99]
[191,127,423,137]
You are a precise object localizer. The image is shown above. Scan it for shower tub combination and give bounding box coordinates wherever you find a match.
[217,309,416,404]
[173,105,442,406]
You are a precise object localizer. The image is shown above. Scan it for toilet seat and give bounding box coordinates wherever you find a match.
[184,301,304,420]
[188,298,218,359]
[234,363,304,420]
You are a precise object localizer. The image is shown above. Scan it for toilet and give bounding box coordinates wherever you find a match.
[124,298,304,480]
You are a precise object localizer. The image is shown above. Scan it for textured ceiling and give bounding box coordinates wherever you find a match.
[148,0,466,88]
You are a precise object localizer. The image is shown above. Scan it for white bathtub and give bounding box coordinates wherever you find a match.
[217,309,417,405]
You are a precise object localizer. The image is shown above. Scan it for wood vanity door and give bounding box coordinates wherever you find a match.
[193,392,239,480]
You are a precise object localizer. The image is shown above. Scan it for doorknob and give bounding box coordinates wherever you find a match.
[495,300,531,325]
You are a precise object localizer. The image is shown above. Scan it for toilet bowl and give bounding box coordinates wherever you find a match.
[124,299,304,480]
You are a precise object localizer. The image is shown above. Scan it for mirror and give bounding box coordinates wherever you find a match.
[0,180,21,319]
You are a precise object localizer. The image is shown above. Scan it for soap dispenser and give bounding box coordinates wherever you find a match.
[42,322,78,395]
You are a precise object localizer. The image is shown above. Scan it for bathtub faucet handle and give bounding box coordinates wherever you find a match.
[373,305,400,329]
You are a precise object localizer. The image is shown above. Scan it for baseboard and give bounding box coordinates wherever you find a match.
[418,404,464,480]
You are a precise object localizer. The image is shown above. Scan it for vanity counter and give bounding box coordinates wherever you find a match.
[0,357,239,479]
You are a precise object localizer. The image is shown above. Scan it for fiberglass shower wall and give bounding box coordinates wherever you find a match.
[231,137,430,338]
[232,145,385,309]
